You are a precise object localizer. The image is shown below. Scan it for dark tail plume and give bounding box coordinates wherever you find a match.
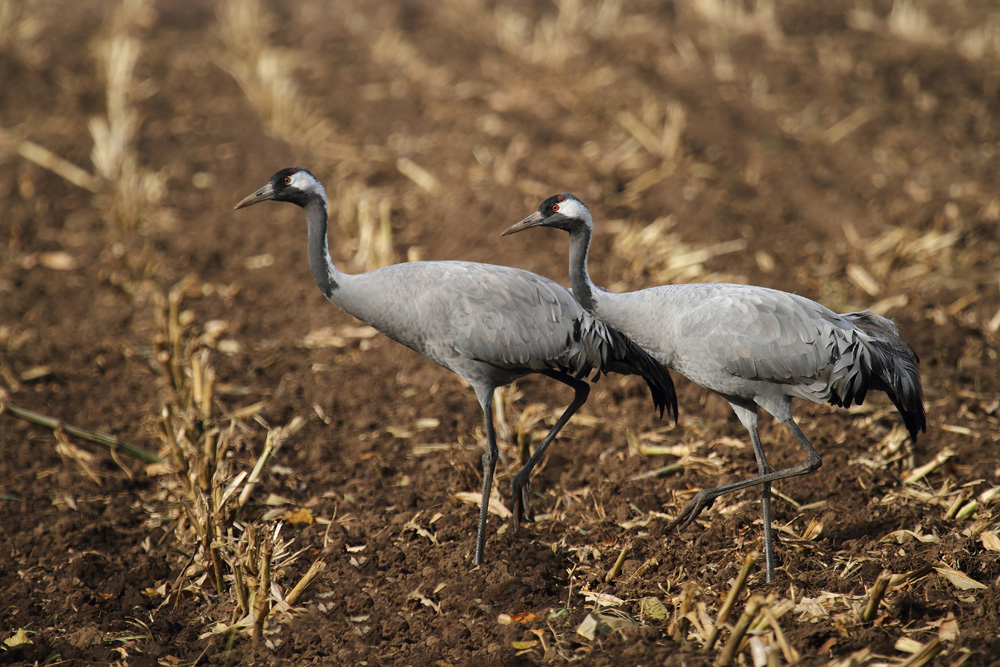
[845,311,926,440]
[605,328,679,422]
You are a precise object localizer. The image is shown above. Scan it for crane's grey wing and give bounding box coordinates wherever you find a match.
[344,261,603,374]
[676,289,846,394]
[448,265,604,376]
[448,265,678,418]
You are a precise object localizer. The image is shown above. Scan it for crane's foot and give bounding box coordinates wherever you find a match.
[666,489,718,532]
[511,476,535,531]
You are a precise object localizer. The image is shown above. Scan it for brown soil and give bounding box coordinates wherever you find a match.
[2,1,999,665]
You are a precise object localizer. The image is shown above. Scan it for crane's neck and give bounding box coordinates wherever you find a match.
[567,224,600,312]
[305,197,344,299]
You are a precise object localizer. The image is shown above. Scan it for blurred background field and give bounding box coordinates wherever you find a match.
[1,0,999,664]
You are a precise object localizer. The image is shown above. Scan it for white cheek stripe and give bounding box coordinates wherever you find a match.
[560,198,587,219]
[290,170,327,199]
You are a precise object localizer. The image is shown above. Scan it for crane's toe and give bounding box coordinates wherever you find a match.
[667,489,717,532]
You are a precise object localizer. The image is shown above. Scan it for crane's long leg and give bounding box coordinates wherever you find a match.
[474,387,498,566]
[749,428,776,583]
[667,437,820,530]
[510,372,590,531]
[727,402,779,581]
[667,405,820,583]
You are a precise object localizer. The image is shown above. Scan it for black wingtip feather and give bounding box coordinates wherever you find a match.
[843,311,926,441]
[606,328,679,422]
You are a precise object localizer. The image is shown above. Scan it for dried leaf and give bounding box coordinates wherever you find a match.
[264,493,294,506]
[709,436,747,449]
[895,636,925,653]
[19,365,53,382]
[847,263,881,296]
[219,471,249,507]
[801,517,824,540]
[576,612,635,640]
[638,443,691,456]
[243,253,274,269]
[576,613,601,640]
[302,327,349,348]
[411,443,454,456]
[568,413,601,427]
[403,516,439,545]
[342,325,379,339]
[879,529,940,544]
[3,628,32,647]
[38,251,78,271]
[301,324,376,349]
[979,486,1000,505]
[281,507,315,525]
[749,636,770,667]
[54,430,102,486]
[980,531,1000,552]
[581,590,625,608]
[934,565,986,590]
[453,491,512,518]
[407,587,441,614]
[397,157,439,192]
[388,418,440,439]
[938,615,960,641]
[499,611,540,625]
[511,640,538,650]
[217,339,242,355]
[231,400,267,420]
[818,636,838,653]
[639,597,668,620]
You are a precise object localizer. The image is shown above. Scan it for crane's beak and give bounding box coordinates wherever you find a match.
[234,182,276,210]
[500,211,545,237]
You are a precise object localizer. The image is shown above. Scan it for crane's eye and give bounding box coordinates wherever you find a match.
[551,204,559,212]
[283,176,292,184]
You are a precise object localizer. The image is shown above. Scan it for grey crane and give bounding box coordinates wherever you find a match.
[502,193,925,582]
[235,169,678,566]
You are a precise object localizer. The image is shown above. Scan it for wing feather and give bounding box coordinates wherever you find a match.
[450,265,597,374]
[676,288,843,387]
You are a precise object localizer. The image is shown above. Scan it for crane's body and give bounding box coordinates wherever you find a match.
[504,194,925,582]
[236,169,677,566]
[583,282,922,423]
[311,258,632,389]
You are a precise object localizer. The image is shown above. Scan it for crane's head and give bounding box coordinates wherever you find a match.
[234,167,326,211]
[501,193,592,237]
